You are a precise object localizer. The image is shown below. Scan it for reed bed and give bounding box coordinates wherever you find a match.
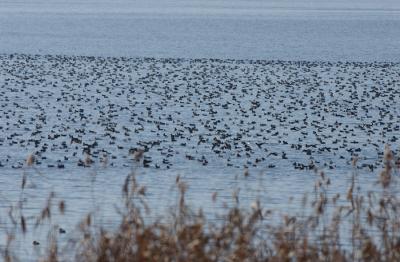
[1,145,400,261]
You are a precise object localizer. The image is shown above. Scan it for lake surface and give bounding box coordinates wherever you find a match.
[1,0,400,61]
[0,54,398,221]
[0,0,399,259]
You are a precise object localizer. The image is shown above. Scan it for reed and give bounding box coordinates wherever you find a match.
[1,145,399,261]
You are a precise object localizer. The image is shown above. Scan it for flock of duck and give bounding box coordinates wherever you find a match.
[0,54,399,174]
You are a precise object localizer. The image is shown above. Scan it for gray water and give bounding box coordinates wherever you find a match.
[0,0,400,259]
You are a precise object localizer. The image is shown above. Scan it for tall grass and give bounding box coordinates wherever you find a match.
[1,145,399,261]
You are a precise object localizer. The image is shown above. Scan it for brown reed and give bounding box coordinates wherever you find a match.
[1,145,399,261]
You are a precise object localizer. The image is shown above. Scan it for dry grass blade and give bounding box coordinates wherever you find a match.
[26,154,35,166]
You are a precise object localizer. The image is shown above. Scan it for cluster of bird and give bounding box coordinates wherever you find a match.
[0,54,398,173]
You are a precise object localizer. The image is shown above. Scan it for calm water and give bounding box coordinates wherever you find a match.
[1,0,400,259]
[0,55,398,227]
